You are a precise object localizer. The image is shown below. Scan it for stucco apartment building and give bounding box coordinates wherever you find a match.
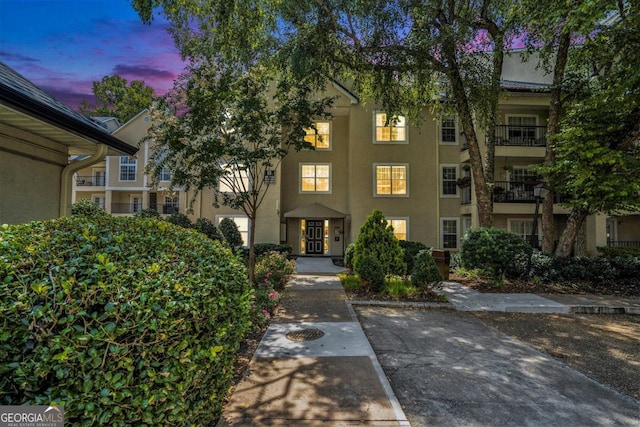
[73,54,640,256]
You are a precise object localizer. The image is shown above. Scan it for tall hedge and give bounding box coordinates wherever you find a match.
[0,215,253,426]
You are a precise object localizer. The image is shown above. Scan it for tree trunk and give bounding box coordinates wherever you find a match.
[248,214,257,284]
[555,207,590,258]
[448,68,493,227]
[542,29,571,253]
[575,220,587,256]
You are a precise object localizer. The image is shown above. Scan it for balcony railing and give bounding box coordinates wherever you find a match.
[461,125,548,151]
[495,125,547,147]
[76,175,106,186]
[111,203,142,214]
[492,181,567,204]
[149,204,180,215]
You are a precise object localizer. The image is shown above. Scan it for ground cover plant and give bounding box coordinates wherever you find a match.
[0,211,254,425]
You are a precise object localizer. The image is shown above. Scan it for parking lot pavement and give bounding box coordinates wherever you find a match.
[355,306,640,427]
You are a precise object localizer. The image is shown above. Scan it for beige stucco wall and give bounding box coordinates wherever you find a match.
[0,125,69,224]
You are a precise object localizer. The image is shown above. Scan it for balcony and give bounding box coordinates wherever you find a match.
[149,203,180,215]
[461,125,548,152]
[76,175,106,186]
[492,181,566,204]
[607,241,640,248]
[111,203,142,214]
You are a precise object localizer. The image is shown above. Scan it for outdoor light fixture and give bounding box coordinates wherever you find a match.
[533,183,550,201]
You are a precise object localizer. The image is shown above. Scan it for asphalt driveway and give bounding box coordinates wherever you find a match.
[355,306,640,427]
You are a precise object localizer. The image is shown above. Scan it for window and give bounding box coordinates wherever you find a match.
[507,116,538,142]
[375,112,407,143]
[215,215,250,247]
[159,168,172,182]
[510,166,538,183]
[441,116,458,144]
[300,164,331,193]
[164,196,179,214]
[219,164,250,193]
[389,218,408,241]
[441,165,458,197]
[375,164,408,196]
[119,156,137,181]
[508,219,538,242]
[304,121,331,149]
[441,218,459,249]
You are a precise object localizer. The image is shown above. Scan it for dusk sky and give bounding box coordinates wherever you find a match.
[0,0,186,110]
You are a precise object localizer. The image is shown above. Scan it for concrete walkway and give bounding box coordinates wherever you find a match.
[218,257,640,425]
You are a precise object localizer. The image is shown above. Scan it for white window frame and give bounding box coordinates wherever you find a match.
[215,214,251,248]
[440,164,459,198]
[507,218,541,242]
[505,114,540,142]
[373,112,408,144]
[440,217,460,250]
[388,217,409,241]
[91,194,105,209]
[299,163,332,194]
[440,115,459,145]
[119,156,137,182]
[159,167,172,182]
[374,163,409,197]
[218,163,251,194]
[304,121,332,151]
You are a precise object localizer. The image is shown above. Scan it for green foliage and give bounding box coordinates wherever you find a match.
[598,246,640,258]
[399,240,429,275]
[460,227,532,280]
[354,254,385,293]
[0,215,253,425]
[411,250,442,290]
[218,217,243,249]
[254,251,295,291]
[71,199,109,218]
[253,243,292,257]
[344,243,355,271]
[193,217,224,241]
[165,212,192,229]
[79,75,154,124]
[352,210,406,286]
[337,273,362,292]
[134,208,161,219]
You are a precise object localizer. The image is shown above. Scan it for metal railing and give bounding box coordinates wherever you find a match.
[492,181,567,203]
[111,203,142,214]
[607,241,640,248]
[461,125,548,151]
[149,204,180,215]
[76,175,106,186]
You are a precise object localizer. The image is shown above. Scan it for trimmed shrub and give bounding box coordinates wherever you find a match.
[460,227,532,280]
[598,246,640,258]
[355,254,385,293]
[352,210,406,283]
[71,199,109,218]
[218,217,243,248]
[399,240,429,275]
[254,251,295,291]
[411,249,442,289]
[0,215,253,425]
[193,217,224,241]
[165,212,192,229]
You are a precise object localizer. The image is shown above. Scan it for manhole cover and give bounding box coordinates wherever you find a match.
[286,328,325,342]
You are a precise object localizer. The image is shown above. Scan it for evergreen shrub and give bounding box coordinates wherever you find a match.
[411,249,443,289]
[71,199,109,218]
[399,240,429,275]
[218,217,243,248]
[165,212,192,229]
[193,217,224,241]
[355,254,385,292]
[0,215,253,425]
[460,227,532,279]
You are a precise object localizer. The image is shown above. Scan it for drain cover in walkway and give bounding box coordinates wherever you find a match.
[286,328,325,342]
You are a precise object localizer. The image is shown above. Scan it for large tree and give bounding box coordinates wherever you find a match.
[132,0,523,227]
[542,3,640,257]
[146,62,332,281]
[79,75,155,123]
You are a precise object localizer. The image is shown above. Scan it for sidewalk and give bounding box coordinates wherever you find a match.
[218,257,639,425]
[218,271,410,426]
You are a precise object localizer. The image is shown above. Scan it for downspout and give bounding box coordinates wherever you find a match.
[59,144,109,217]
